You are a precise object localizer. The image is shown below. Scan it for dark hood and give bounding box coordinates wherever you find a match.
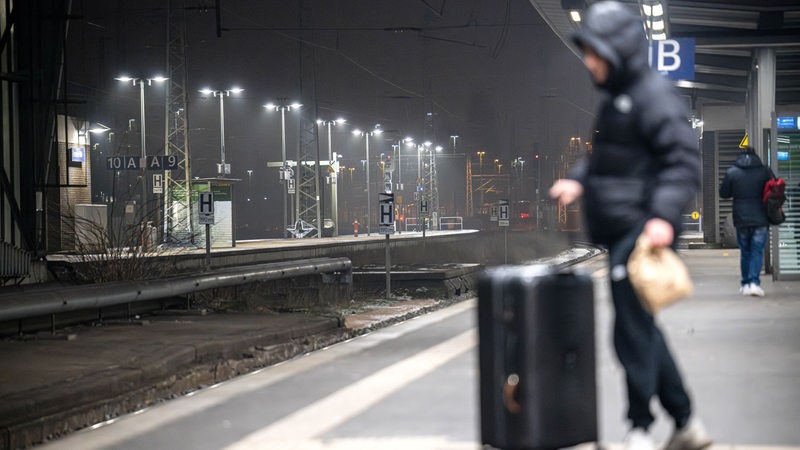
[571,1,650,92]
[735,151,764,169]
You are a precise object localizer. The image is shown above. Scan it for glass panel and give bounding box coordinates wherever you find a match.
[775,130,800,275]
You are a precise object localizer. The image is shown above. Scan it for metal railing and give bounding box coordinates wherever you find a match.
[439,216,463,230]
[405,217,422,232]
[1,242,30,282]
[681,214,702,233]
[0,257,351,323]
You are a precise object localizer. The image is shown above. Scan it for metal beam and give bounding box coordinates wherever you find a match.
[0,257,352,322]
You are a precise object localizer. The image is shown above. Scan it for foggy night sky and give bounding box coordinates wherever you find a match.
[66,0,597,236]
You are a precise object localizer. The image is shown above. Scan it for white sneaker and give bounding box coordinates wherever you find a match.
[748,284,765,297]
[625,428,655,450]
[739,284,750,295]
[664,418,713,450]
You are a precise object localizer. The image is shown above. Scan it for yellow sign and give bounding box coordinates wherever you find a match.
[691,211,700,220]
[739,133,749,148]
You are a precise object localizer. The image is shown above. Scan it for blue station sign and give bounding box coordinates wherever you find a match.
[651,38,695,81]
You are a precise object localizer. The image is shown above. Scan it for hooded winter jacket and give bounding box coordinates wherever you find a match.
[719,151,772,228]
[567,1,701,245]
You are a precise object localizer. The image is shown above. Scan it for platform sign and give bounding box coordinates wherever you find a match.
[490,205,498,222]
[379,193,395,234]
[498,199,510,227]
[650,38,695,81]
[198,192,214,225]
[106,155,179,171]
[420,199,429,217]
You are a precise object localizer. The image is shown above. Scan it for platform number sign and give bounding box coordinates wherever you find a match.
[650,38,695,81]
[498,199,509,227]
[379,192,395,235]
[199,192,214,225]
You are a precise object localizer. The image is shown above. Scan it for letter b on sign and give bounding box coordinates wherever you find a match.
[651,38,694,81]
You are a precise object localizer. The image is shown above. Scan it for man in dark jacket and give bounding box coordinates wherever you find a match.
[719,146,772,297]
[549,2,711,449]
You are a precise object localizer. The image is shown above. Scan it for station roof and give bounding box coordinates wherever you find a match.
[527,0,800,106]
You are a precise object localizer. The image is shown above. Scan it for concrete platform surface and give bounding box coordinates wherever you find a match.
[1,246,798,449]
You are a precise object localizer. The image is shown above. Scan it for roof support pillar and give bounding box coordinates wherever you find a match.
[746,47,775,160]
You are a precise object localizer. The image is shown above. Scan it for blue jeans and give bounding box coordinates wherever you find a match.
[736,226,768,286]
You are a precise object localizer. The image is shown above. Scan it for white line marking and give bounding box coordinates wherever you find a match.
[223,329,477,449]
[238,436,478,449]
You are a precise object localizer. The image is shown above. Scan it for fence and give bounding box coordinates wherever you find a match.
[404,216,463,231]
[1,241,30,283]
[682,214,702,233]
[439,216,463,230]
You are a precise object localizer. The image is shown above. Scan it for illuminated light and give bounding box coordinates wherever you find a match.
[642,2,663,17]
[651,32,667,40]
[648,19,665,30]
[569,10,581,22]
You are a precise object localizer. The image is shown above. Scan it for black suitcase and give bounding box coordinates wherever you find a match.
[478,265,597,450]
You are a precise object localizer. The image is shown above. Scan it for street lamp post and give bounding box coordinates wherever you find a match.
[477,151,486,173]
[317,118,345,236]
[115,75,167,227]
[265,100,302,238]
[200,87,244,176]
[353,126,382,236]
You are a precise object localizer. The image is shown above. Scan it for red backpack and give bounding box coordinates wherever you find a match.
[762,176,786,225]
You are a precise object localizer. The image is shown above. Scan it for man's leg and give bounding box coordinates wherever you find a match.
[610,274,658,429]
[608,227,659,429]
[654,329,692,428]
[736,227,754,285]
[748,226,769,286]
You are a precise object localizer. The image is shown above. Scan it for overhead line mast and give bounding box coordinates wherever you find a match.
[164,0,194,243]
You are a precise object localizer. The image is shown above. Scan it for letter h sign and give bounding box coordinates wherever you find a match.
[378,193,394,226]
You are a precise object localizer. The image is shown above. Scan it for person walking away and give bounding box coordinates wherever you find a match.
[719,146,773,297]
[548,2,712,449]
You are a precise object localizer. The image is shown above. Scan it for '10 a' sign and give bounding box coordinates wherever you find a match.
[106,155,180,170]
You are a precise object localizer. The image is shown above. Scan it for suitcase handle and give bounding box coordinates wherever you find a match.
[503,373,522,414]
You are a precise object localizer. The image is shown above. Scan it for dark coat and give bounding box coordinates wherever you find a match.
[568,1,701,245]
[719,151,771,228]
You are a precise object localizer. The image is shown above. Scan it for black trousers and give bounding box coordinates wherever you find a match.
[606,225,692,430]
